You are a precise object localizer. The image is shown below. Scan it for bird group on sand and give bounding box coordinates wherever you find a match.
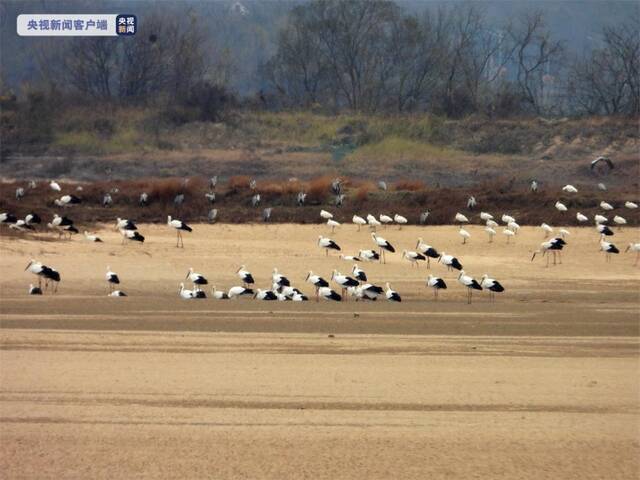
[6,174,639,301]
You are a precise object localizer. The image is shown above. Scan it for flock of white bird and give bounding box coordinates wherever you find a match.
[4,179,639,303]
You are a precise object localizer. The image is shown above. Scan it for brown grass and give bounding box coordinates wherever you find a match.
[394,180,426,191]
[227,176,252,192]
[307,175,333,201]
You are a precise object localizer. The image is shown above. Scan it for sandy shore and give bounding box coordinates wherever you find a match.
[1,224,639,479]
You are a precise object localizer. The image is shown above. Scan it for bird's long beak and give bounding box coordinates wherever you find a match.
[531,252,537,262]
[625,245,630,252]
[24,261,32,271]
[415,240,419,249]
[185,272,190,279]
[305,272,310,281]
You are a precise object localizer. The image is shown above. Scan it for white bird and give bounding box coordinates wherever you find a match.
[594,214,608,225]
[116,218,137,231]
[186,268,208,286]
[507,221,520,232]
[139,192,149,206]
[211,286,230,299]
[272,268,290,287]
[503,229,516,243]
[179,283,195,299]
[540,223,553,237]
[393,214,408,228]
[480,274,505,302]
[415,238,440,268]
[367,214,381,229]
[167,216,192,248]
[371,233,395,263]
[562,185,578,193]
[318,286,341,302]
[532,238,565,267]
[108,290,127,297]
[480,212,493,221]
[403,250,426,267]
[84,231,103,242]
[624,243,640,266]
[49,180,61,192]
[318,235,341,256]
[358,249,380,262]
[597,224,614,236]
[600,201,613,211]
[120,228,145,244]
[305,271,329,300]
[558,229,570,238]
[385,283,401,302]
[555,201,567,212]
[576,212,588,223]
[254,289,278,301]
[613,215,627,228]
[485,226,496,242]
[467,196,477,209]
[54,194,81,207]
[331,270,360,298]
[320,210,333,220]
[327,219,340,232]
[379,214,393,226]
[599,237,619,262]
[237,266,254,286]
[501,214,515,224]
[438,252,462,271]
[228,286,254,298]
[24,259,46,289]
[486,219,498,228]
[24,213,41,226]
[624,201,638,209]
[339,254,361,262]
[106,266,120,292]
[455,212,469,224]
[15,187,25,200]
[352,215,367,230]
[457,270,482,304]
[102,193,113,207]
[598,183,607,191]
[458,227,471,244]
[426,275,447,300]
[351,264,367,281]
[530,180,538,192]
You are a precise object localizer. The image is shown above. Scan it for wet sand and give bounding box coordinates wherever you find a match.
[1,224,639,479]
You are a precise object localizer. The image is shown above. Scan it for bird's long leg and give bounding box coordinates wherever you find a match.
[325,249,328,257]
[427,258,430,269]
[558,252,563,264]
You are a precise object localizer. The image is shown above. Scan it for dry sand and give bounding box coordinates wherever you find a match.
[1,224,639,479]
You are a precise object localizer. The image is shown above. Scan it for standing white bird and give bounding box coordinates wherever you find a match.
[624,243,640,266]
[508,221,520,233]
[393,214,408,229]
[385,283,401,302]
[351,264,367,281]
[480,212,493,221]
[624,201,638,209]
[599,237,619,262]
[503,229,516,243]
[272,268,291,287]
[327,219,340,232]
[613,215,627,228]
[457,270,482,304]
[562,185,578,193]
[558,229,570,239]
[318,236,341,256]
[486,219,498,228]
[167,216,192,248]
[106,266,120,293]
[371,233,395,263]
[49,180,61,192]
[320,210,333,220]
[402,250,426,267]
[594,214,608,225]
[532,238,565,267]
[331,270,360,298]
[458,226,471,244]
[540,223,553,237]
[426,275,447,300]
[576,212,588,223]
[555,201,567,212]
[480,274,504,302]
[501,214,515,224]
[379,214,393,226]
[185,268,208,286]
[485,226,496,242]
[237,266,255,286]
[530,180,538,192]
[305,271,329,301]
[438,252,463,271]
[352,215,367,231]
[415,238,440,268]
[367,214,381,229]
[455,212,469,224]
[467,196,477,209]
[597,224,614,236]
[600,201,613,211]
